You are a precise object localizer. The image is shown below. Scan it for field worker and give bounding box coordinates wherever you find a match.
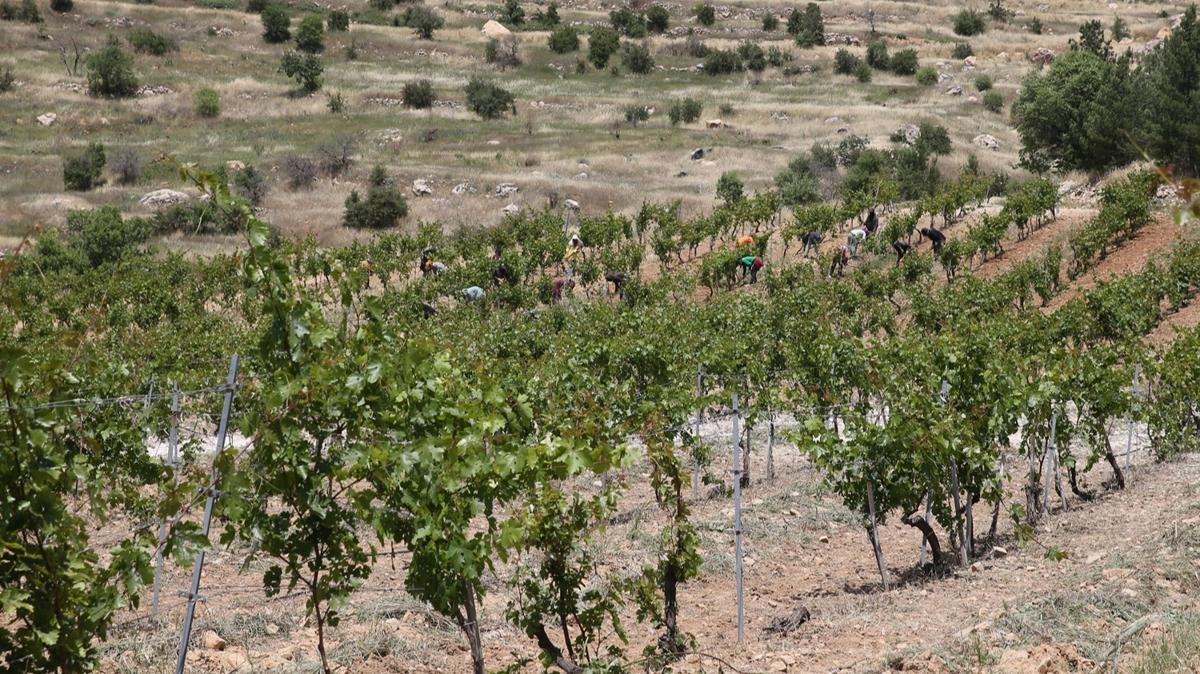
[492,261,513,285]
[847,228,867,256]
[605,271,628,297]
[736,234,755,247]
[565,234,584,261]
[920,227,946,255]
[739,255,765,284]
[429,261,447,274]
[420,301,438,317]
[829,246,849,277]
[864,208,879,236]
[801,230,823,257]
[552,277,576,302]
[419,246,435,274]
[892,240,911,266]
[462,286,485,301]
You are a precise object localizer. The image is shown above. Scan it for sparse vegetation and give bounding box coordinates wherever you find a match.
[110,148,141,185]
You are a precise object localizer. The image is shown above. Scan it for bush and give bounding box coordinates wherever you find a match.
[774,154,819,205]
[402,79,435,108]
[0,67,15,94]
[68,206,151,267]
[982,90,1003,112]
[646,4,669,32]
[485,36,522,69]
[834,48,859,74]
[343,184,407,229]
[693,2,714,26]
[951,42,973,59]
[792,3,824,47]
[1026,17,1042,34]
[246,0,267,11]
[464,77,515,119]
[529,2,559,28]
[623,104,649,126]
[548,25,579,53]
[953,9,986,36]
[668,97,702,125]
[738,40,766,72]
[15,0,38,21]
[766,45,790,67]
[974,73,993,91]
[716,171,743,204]
[622,42,654,74]
[718,102,735,115]
[280,50,323,92]
[317,136,356,177]
[233,165,268,205]
[128,28,178,55]
[500,0,524,26]
[865,40,889,70]
[63,142,106,191]
[609,7,647,37]
[703,48,742,75]
[295,14,324,52]
[86,35,138,99]
[261,4,291,43]
[762,13,778,31]
[327,8,349,31]
[194,87,220,117]
[327,91,344,112]
[587,26,620,69]
[852,60,871,82]
[367,0,392,9]
[1111,15,1129,41]
[50,0,72,13]
[404,5,443,39]
[280,154,318,190]
[915,65,937,85]
[890,48,918,75]
[110,147,141,185]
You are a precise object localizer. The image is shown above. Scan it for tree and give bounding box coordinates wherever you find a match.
[327,8,349,31]
[716,171,744,205]
[1111,15,1129,41]
[405,5,443,39]
[890,48,918,75]
[668,97,702,125]
[738,40,766,73]
[834,48,860,74]
[295,14,325,52]
[485,36,522,69]
[63,141,106,191]
[501,0,524,26]
[343,184,408,228]
[261,4,291,43]
[952,9,986,36]
[646,4,669,33]
[464,77,515,118]
[548,25,579,53]
[622,42,654,74]
[866,40,889,70]
[1139,5,1200,177]
[86,35,138,98]
[775,154,820,205]
[793,3,824,47]
[587,26,620,69]
[1071,19,1112,59]
[610,7,647,37]
[280,50,323,92]
[50,0,72,13]
[693,2,714,26]
[1012,49,1138,173]
[402,79,435,108]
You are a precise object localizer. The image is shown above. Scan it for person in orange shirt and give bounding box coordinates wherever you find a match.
[736,234,755,247]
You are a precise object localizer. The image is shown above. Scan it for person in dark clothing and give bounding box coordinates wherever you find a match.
[801,231,823,257]
[420,301,438,317]
[892,240,912,266]
[552,277,576,302]
[605,271,628,297]
[919,227,946,255]
[492,262,514,285]
[864,208,879,236]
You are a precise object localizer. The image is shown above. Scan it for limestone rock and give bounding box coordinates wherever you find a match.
[481,20,511,39]
[37,112,57,127]
[502,203,519,216]
[451,182,477,195]
[412,178,433,196]
[495,182,519,197]
[139,189,191,209]
[200,630,226,651]
[973,134,1000,150]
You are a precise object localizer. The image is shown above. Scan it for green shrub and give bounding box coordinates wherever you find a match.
[548,25,579,53]
[974,73,993,91]
[766,45,790,67]
[1,0,40,21]
[344,183,408,229]
[609,7,647,37]
[646,4,669,32]
[866,40,889,70]
[953,9,985,36]
[402,79,434,108]
[128,28,178,55]
[233,165,268,204]
[194,87,220,117]
[464,77,515,119]
[951,42,973,59]
[0,67,15,94]
[774,153,819,205]
[890,48,918,75]
[792,3,824,47]
[703,48,742,75]
[738,40,766,72]
[86,35,138,99]
[587,26,620,69]
[63,142,106,192]
[716,171,743,204]
[982,90,1003,112]
[261,4,290,43]
[1111,15,1129,41]
[915,65,937,85]
[50,0,72,13]
[853,60,871,82]
[404,4,443,39]
[668,97,702,125]
[834,48,859,74]
[622,42,654,74]
[1026,17,1042,34]
[327,91,344,113]
[327,8,349,31]
[500,0,523,26]
[529,2,558,28]
[67,206,152,266]
[762,13,778,31]
[693,2,714,26]
[718,102,735,115]
[279,50,323,92]
[623,104,649,125]
[295,14,325,52]
[246,0,267,11]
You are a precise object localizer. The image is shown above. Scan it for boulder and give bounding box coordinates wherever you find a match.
[501,203,519,216]
[451,182,477,195]
[200,630,227,651]
[1029,47,1056,66]
[963,55,977,68]
[412,178,433,196]
[898,124,920,145]
[225,160,245,172]
[967,95,979,103]
[706,119,724,129]
[36,112,57,127]
[495,182,519,197]
[946,85,963,96]
[139,189,191,209]
[574,172,589,180]
[564,199,580,210]
[973,134,1000,150]
[481,20,511,39]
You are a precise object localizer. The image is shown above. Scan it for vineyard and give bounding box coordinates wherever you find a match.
[2,151,1200,674]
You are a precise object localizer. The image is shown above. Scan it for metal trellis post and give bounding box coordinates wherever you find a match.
[174,355,239,674]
